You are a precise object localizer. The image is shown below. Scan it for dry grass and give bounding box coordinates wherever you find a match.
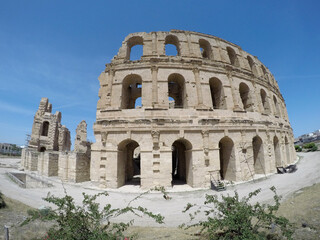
[0,195,52,240]
[1,183,320,239]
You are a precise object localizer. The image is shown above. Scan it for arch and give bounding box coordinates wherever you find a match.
[117,139,140,187]
[171,139,192,186]
[41,121,49,136]
[239,82,253,111]
[247,56,258,75]
[260,89,270,113]
[165,35,180,56]
[199,39,212,59]
[39,146,46,152]
[209,77,225,109]
[273,136,281,167]
[219,137,236,181]
[252,136,265,175]
[168,73,186,108]
[273,95,280,116]
[121,74,142,109]
[285,136,290,165]
[227,47,239,67]
[261,65,267,75]
[126,36,143,61]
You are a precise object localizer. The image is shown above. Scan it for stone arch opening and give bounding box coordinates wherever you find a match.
[121,74,142,109]
[239,82,253,111]
[219,137,236,181]
[261,65,267,75]
[285,136,290,165]
[41,121,49,136]
[165,35,180,56]
[252,136,265,175]
[168,73,186,108]
[273,95,280,116]
[171,139,192,186]
[126,36,143,61]
[39,146,46,152]
[199,39,212,59]
[209,77,225,109]
[260,89,270,113]
[227,47,239,67]
[117,139,140,187]
[273,136,281,167]
[247,56,258,75]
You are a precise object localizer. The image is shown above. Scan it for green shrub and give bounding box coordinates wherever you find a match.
[22,190,166,240]
[295,145,302,152]
[181,187,294,240]
[302,142,318,151]
[0,191,6,208]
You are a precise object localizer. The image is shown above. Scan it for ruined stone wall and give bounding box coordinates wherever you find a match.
[28,98,71,152]
[92,30,296,189]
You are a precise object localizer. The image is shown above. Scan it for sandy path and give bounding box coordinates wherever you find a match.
[0,152,319,227]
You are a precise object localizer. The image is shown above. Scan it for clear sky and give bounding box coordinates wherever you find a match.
[0,0,319,146]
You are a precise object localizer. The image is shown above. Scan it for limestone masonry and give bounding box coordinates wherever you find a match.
[22,30,296,189]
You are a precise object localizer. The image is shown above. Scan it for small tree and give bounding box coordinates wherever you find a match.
[22,189,168,240]
[181,187,293,240]
[295,145,302,152]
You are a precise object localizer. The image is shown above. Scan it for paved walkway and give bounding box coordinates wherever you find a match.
[0,152,319,227]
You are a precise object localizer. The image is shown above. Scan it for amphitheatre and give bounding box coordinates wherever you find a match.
[2,30,320,239]
[21,30,296,189]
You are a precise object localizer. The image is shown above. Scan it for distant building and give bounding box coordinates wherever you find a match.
[0,143,22,155]
[295,130,320,145]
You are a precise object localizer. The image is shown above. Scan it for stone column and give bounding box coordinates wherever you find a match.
[226,70,242,111]
[152,32,157,55]
[151,66,159,107]
[106,69,114,106]
[187,33,194,57]
[193,68,204,108]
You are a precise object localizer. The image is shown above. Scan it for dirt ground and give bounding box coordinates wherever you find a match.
[1,152,320,239]
[1,183,320,239]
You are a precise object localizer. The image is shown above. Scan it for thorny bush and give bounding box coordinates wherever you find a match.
[22,187,169,240]
[181,187,294,240]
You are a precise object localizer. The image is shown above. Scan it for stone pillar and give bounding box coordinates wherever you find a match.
[151,66,159,107]
[193,68,204,108]
[226,71,242,111]
[106,69,114,107]
[152,32,157,55]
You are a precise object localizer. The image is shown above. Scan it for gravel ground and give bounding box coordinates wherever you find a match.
[0,152,319,228]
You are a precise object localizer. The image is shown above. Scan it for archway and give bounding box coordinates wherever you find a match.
[121,74,142,109]
[171,139,192,186]
[41,121,49,136]
[219,137,236,181]
[260,89,270,114]
[168,73,186,108]
[252,136,265,175]
[117,139,140,187]
[239,82,253,111]
[273,136,281,167]
[209,77,225,109]
[165,35,180,56]
[39,146,46,152]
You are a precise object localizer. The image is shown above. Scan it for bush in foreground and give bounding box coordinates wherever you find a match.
[22,189,167,240]
[181,187,294,240]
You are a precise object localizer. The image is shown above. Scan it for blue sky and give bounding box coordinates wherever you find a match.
[0,0,319,146]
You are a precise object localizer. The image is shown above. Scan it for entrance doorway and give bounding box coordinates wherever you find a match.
[117,140,141,187]
[171,139,192,186]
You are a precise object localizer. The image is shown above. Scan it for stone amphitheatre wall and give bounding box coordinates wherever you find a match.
[91,30,296,189]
